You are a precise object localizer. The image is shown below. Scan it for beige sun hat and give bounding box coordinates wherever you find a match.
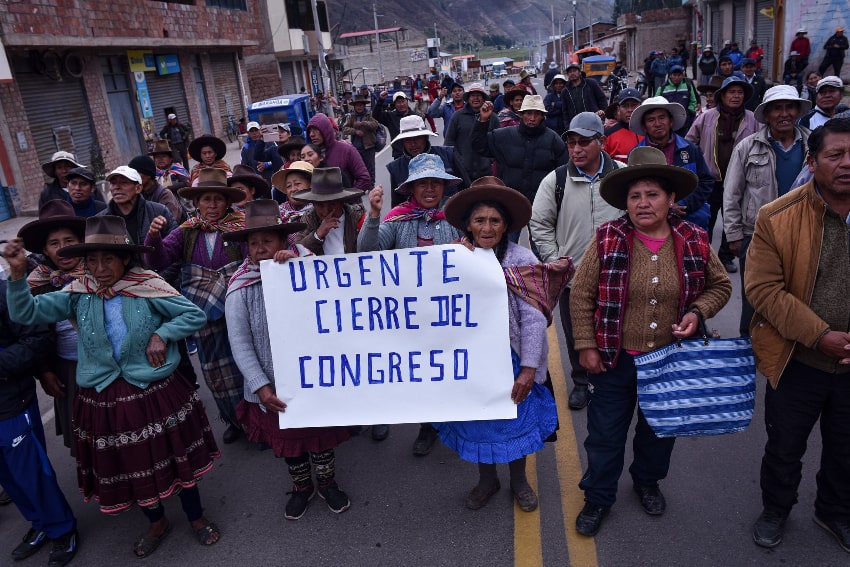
[629,96,687,136]
[519,95,547,113]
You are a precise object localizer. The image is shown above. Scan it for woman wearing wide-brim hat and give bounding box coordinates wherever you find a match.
[291,167,366,255]
[436,177,572,513]
[569,146,731,537]
[187,134,231,185]
[17,200,87,455]
[223,199,353,520]
[357,152,463,451]
[498,86,530,128]
[271,160,315,233]
[228,164,272,207]
[38,150,86,208]
[277,135,307,165]
[4,215,222,558]
[146,167,249,445]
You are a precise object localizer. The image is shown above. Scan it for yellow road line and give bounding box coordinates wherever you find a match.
[547,325,599,567]
[514,452,543,566]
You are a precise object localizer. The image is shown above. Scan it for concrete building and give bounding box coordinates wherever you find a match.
[0,0,335,215]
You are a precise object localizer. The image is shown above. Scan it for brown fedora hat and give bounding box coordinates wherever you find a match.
[599,146,697,210]
[222,199,307,242]
[352,94,370,104]
[18,200,86,253]
[188,134,227,162]
[228,164,271,199]
[57,216,153,257]
[179,168,247,202]
[291,167,362,202]
[443,176,531,234]
[149,140,174,157]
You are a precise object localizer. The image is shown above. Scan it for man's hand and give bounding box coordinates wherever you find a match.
[817,331,850,364]
[479,101,494,122]
[148,216,168,239]
[728,239,743,256]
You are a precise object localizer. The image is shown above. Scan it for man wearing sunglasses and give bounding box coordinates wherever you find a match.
[530,112,625,410]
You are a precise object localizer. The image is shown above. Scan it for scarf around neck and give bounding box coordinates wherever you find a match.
[67,267,180,299]
[180,210,245,233]
[504,257,575,326]
[27,261,86,290]
[383,197,445,223]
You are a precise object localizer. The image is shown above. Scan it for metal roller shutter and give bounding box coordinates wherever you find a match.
[280,61,297,94]
[711,9,723,50]
[210,53,243,125]
[733,0,746,46]
[755,0,775,81]
[145,70,189,136]
[12,54,95,169]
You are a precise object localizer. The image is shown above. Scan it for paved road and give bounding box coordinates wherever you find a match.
[1,84,848,565]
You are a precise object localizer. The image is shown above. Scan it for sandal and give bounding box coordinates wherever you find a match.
[133,520,172,558]
[194,521,221,546]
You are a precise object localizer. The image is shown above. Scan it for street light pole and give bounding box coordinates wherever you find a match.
[372,2,385,82]
[310,0,328,93]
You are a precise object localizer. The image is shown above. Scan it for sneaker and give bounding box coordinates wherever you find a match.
[722,259,738,273]
[284,485,316,520]
[412,424,438,456]
[814,514,850,553]
[370,424,389,441]
[11,528,48,561]
[752,508,788,548]
[186,338,198,355]
[47,530,77,567]
[568,384,589,410]
[318,483,351,514]
[222,424,242,444]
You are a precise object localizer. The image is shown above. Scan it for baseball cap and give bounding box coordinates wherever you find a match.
[246,121,261,131]
[742,58,756,66]
[106,166,142,184]
[167,113,177,120]
[566,112,604,138]
[617,88,642,104]
[489,84,500,91]
[278,123,291,132]
[66,167,95,183]
[817,76,844,92]
[566,62,581,71]
[670,65,684,73]
[392,91,409,101]
[789,50,800,56]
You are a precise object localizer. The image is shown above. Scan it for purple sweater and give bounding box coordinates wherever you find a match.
[306,113,372,191]
[503,242,548,384]
[144,227,247,271]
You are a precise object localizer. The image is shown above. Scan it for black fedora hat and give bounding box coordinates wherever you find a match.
[188,134,227,162]
[222,199,306,241]
[18,200,86,253]
[278,135,307,159]
[58,216,153,258]
[291,167,363,202]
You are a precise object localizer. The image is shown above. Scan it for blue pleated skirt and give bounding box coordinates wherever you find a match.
[434,351,558,464]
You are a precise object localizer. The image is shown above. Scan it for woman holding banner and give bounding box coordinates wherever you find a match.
[435,177,573,512]
[224,199,353,521]
[358,153,463,453]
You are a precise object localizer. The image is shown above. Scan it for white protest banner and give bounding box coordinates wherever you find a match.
[260,244,516,428]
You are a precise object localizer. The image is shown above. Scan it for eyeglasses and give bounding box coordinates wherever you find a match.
[566,136,600,148]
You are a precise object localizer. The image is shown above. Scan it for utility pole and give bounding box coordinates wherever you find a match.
[372,2,384,82]
[588,0,594,46]
[551,5,556,64]
[310,0,328,93]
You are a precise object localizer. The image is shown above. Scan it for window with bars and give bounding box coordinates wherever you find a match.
[205,0,247,11]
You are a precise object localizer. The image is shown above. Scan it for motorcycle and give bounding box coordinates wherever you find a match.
[635,72,648,97]
[607,73,629,104]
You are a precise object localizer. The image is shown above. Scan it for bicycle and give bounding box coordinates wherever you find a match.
[223,114,238,143]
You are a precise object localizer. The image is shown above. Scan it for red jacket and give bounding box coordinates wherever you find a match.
[790,37,811,59]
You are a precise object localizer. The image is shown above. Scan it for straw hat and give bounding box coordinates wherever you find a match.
[599,147,697,210]
[188,134,227,162]
[271,161,314,190]
[18,200,86,253]
[443,177,531,233]
[222,199,306,242]
[178,168,247,202]
[57,216,153,258]
[291,167,363,202]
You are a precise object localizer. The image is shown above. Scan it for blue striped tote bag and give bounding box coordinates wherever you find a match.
[634,333,756,438]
